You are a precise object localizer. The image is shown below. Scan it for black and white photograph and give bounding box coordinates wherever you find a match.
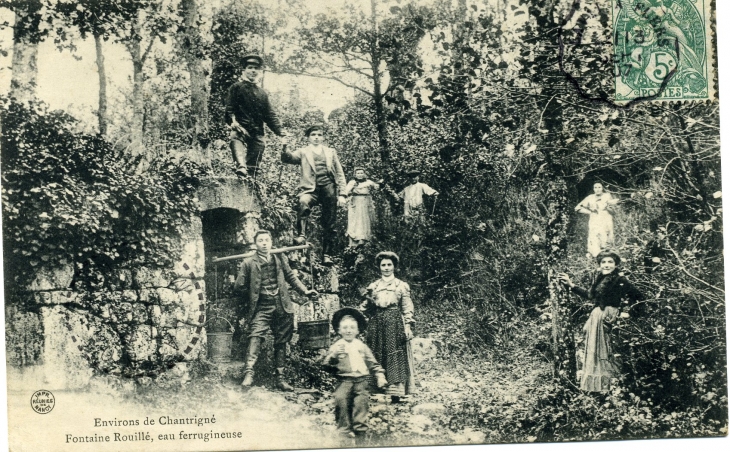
[0,0,728,451]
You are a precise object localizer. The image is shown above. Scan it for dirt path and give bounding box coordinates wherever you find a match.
[288,335,549,447]
[8,331,547,451]
[7,376,341,452]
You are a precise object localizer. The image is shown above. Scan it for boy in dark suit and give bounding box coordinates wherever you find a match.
[234,230,318,390]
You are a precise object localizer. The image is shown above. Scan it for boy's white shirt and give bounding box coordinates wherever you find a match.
[342,338,370,375]
[339,338,369,375]
[399,182,438,215]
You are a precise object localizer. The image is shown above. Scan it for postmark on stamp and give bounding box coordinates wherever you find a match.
[613,0,714,102]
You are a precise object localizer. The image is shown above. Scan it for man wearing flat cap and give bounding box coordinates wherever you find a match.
[281,124,347,265]
[225,54,285,177]
[234,229,318,391]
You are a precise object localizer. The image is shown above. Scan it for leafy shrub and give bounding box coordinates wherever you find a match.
[1,97,203,293]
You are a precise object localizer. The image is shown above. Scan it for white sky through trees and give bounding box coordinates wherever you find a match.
[0,1,382,127]
[0,1,516,127]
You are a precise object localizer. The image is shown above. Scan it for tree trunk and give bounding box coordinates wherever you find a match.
[370,0,389,163]
[129,38,145,153]
[10,3,41,104]
[452,0,467,65]
[180,0,210,148]
[94,33,109,136]
[126,15,154,155]
[373,79,389,162]
[548,269,561,377]
[541,82,571,379]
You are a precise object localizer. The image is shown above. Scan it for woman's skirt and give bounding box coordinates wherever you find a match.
[581,306,620,392]
[587,211,615,257]
[347,196,374,242]
[366,307,414,395]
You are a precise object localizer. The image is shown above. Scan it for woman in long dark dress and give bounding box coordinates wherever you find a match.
[559,250,643,392]
[360,251,416,401]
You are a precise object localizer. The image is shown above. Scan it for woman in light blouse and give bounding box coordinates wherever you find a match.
[576,182,619,257]
[360,251,416,401]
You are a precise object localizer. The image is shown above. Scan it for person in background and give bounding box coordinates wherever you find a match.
[322,307,387,439]
[575,182,618,258]
[234,230,318,391]
[558,250,644,392]
[360,251,417,402]
[281,124,347,265]
[225,54,286,178]
[343,168,381,247]
[398,170,438,222]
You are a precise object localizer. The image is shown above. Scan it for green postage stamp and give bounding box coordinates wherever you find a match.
[613,0,715,102]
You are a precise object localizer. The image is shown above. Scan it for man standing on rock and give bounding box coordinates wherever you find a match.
[225,54,285,178]
[281,124,347,265]
[234,230,318,390]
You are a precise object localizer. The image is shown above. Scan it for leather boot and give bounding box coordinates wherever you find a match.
[274,346,294,391]
[230,138,248,177]
[294,218,307,245]
[241,337,262,387]
[275,368,294,392]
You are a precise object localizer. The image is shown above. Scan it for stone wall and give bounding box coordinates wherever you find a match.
[5,177,346,390]
[197,176,260,213]
[5,217,207,390]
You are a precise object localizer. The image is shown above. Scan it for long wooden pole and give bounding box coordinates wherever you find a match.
[212,244,310,263]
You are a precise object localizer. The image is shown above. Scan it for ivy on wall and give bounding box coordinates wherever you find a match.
[1,98,204,295]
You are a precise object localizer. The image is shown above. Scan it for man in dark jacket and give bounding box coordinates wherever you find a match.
[226,54,285,177]
[234,230,318,390]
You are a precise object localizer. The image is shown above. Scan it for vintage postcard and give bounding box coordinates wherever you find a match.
[0,0,727,451]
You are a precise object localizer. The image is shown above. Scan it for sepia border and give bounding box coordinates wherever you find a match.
[1,0,729,451]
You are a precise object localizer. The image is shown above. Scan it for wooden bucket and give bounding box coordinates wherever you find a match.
[206,317,234,362]
[298,319,331,350]
[298,297,331,350]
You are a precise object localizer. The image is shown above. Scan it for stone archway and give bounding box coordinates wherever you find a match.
[197,176,262,361]
[574,168,625,200]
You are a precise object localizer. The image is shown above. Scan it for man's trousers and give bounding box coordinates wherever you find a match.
[230,131,266,175]
[298,182,338,256]
[246,295,294,346]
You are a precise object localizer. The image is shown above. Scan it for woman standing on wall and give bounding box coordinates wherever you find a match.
[343,168,380,247]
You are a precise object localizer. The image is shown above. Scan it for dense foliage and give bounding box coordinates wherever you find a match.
[1,0,726,441]
[293,0,726,439]
[1,98,203,293]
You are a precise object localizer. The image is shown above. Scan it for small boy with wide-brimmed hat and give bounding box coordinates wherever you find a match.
[321,307,387,438]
